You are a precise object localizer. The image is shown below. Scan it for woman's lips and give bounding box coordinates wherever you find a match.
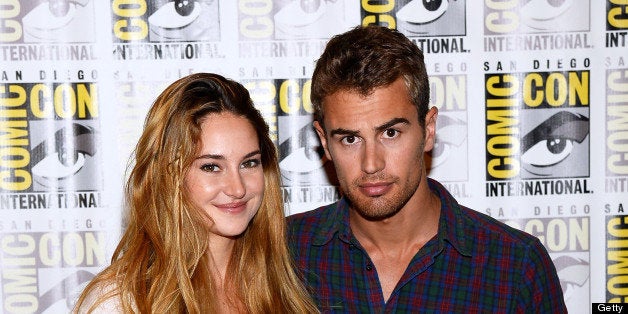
[214,201,247,213]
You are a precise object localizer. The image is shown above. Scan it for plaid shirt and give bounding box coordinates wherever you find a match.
[287,178,567,313]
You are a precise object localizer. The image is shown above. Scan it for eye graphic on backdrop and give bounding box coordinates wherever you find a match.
[38,270,94,312]
[396,0,449,24]
[149,0,201,29]
[299,0,322,14]
[275,0,327,27]
[553,255,589,314]
[30,123,97,189]
[22,0,89,41]
[274,0,346,39]
[429,115,467,169]
[49,0,72,17]
[521,0,575,30]
[279,124,326,176]
[174,0,196,16]
[148,0,217,41]
[520,111,589,177]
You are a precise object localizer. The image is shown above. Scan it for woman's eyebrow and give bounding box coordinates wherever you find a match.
[195,149,261,160]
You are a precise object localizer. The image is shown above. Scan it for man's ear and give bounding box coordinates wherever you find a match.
[313,120,332,161]
[423,107,438,152]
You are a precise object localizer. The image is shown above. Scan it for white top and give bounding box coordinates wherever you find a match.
[74,282,127,314]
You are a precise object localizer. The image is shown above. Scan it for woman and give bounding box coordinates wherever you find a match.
[74,73,318,313]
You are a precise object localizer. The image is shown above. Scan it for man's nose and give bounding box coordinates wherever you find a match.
[361,141,385,174]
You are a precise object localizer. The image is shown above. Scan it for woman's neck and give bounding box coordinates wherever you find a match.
[207,235,235,283]
[207,236,246,313]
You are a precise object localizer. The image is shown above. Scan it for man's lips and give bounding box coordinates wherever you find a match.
[214,201,247,213]
[358,182,392,197]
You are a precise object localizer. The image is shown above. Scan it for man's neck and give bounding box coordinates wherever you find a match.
[348,183,442,303]
[349,187,441,252]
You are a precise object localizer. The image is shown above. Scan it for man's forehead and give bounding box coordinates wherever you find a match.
[324,107,417,132]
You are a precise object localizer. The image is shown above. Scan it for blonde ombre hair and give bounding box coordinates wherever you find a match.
[74,73,318,313]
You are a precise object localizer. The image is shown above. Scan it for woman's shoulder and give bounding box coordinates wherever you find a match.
[74,279,125,314]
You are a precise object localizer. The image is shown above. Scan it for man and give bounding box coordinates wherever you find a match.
[287,26,567,313]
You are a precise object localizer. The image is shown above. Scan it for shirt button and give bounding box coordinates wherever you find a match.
[366,264,373,271]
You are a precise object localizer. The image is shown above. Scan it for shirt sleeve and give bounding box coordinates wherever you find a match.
[515,237,568,313]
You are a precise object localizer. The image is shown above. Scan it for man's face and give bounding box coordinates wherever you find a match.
[313,78,437,220]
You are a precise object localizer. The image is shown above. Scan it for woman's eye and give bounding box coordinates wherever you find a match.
[242,159,261,169]
[200,164,219,172]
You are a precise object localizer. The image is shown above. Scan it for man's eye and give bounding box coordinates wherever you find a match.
[384,129,399,138]
[341,135,357,145]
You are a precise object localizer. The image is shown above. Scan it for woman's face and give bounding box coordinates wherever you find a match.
[185,112,265,239]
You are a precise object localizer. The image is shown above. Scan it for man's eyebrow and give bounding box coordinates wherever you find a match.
[329,118,411,137]
[330,128,359,138]
[375,117,410,132]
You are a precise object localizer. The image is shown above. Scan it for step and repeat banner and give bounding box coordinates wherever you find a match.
[0,1,625,313]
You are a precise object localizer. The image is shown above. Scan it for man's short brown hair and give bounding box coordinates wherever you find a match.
[311,25,430,129]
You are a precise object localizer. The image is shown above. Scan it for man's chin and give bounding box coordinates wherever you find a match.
[348,196,402,221]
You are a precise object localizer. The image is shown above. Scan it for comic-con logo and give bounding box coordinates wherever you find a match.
[244,78,334,186]
[606,68,628,180]
[485,70,590,181]
[504,216,589,253]
[237,0,356,40]
[114,79,169,169]
[0,83,100,192]
[484,0,589,34]
[0,231,105,313]
[607,0,628,31]
[607,215,628,303]
[244,78,338,209]
[505,216,590,313]
[111,0,219,43]
[0,0,96,43]
[426,74,468,182]
[360,0,466,36]
[359,0,468,54]
[275,79,334,186]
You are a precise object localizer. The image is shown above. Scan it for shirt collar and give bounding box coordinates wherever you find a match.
[428,178,472,257]
[311,178,472,257]
[312,197,351,246]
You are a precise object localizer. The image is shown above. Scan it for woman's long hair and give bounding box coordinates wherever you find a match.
[74,73,318,313]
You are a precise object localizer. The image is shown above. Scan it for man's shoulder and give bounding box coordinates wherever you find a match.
[286,202,341,245]
[288,203,337,228]
[430,178,541,248]
[456,205,542,249]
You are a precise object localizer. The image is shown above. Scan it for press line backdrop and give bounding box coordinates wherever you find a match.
[0,1,626,313]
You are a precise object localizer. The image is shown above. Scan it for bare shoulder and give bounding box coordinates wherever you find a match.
[74,280,124,314]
